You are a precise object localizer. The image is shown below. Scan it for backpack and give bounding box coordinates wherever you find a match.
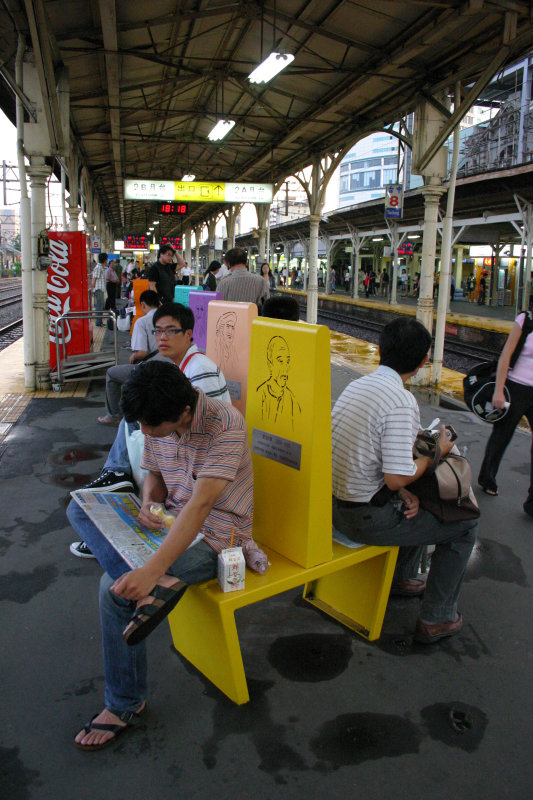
[463,311,533,422]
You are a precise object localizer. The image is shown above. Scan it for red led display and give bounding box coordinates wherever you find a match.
[124,235,148,249]
[157,203,188,215]
[159,236,182,249]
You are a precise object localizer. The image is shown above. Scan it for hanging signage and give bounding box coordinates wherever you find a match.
[124,235,148,249]
[157,202,188,215]
[398,241,413,255]
[159,236,182,249]
[385,184,403,219]
[124,179,273,204]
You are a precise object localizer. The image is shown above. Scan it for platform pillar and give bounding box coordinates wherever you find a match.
[28,158,52,390]
[307,214,320,324]
[414,182,444,386]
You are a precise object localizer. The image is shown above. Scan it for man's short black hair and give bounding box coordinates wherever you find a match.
[157,244,175,259]
[97,252,108,264]
[152,302,194,332]
[262,295,300,321]
[224,247,247,268]
[139,290,160,308]
[379,317,431,374]
[121,361,198,427]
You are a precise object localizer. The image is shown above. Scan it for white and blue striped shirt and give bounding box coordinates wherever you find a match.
[332,366,419,502]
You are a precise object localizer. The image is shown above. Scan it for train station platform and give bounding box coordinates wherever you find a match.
[1,332,532,799]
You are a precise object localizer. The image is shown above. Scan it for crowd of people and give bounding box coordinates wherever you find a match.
[74,243,532,752]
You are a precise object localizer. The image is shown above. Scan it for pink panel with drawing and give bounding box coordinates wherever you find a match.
[206,301,258,415]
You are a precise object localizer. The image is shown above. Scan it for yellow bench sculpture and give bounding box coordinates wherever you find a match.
[168,318,398,704]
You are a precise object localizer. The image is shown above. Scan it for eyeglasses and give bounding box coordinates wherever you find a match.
[152,327,184,338]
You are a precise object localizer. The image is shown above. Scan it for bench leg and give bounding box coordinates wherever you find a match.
[302,547,398,640]
[167,587,250,705]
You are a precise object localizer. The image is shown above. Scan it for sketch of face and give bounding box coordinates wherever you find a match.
[217,313,236,345]
[268,337,290,388]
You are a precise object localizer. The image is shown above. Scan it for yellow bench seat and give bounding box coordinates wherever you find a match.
[168,540,398,704]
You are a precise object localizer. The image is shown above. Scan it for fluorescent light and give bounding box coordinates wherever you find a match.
[207,120,235,141]
[153,220,159,225]
[372,237,383,241]
[407,234,420,239]
[249,52,294,84]
[181,174,196,181]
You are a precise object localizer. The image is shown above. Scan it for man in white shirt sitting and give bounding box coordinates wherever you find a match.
[331,317,477,644]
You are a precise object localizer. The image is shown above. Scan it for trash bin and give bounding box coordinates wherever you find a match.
[504,289,512,306]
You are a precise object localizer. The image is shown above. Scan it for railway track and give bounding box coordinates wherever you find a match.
[315,307,497,372]
[0,318,23,352]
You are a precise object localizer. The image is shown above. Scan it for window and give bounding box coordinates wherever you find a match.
[340,164,349,174]
[383,168,398,184]
[383,156,397,166]
[350,170,381,191]
[350,157,382,170]
[340,176,350,193]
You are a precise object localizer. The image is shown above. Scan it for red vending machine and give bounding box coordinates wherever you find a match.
[47,232,92,370]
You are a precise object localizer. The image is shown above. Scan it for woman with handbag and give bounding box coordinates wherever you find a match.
[478,311,533,513]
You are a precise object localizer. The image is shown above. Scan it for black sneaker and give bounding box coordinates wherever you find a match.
[70,541,95,559]
[83,470,134,493]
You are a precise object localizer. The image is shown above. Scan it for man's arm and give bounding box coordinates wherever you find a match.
[384,425,454,491]
[111,475,229,600]
[148,281,157,293]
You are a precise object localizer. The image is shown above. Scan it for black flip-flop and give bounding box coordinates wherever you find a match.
[123,580,187,647]
[74,705,146,751]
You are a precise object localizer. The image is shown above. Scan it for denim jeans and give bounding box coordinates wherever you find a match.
[332,495,477,624]
[93,289,104,327]
[67,499,218,711]
[104,364,135,419]
[104,419,139,475]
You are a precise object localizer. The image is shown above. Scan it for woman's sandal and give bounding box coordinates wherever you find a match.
[74,705,146,751]
[480,486,498,496]
[123,580,187,647]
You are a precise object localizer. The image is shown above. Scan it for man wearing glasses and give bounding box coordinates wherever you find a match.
[68,303,230,559]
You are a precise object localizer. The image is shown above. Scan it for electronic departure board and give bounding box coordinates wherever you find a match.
[124,235,148,249]
[157,202,188,215]
[159,236,182,249]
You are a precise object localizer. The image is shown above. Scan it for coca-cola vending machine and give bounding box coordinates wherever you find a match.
[47,232,92,371]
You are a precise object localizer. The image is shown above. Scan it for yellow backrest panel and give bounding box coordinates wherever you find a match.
[246,318,332,568]
[206,301,257,415]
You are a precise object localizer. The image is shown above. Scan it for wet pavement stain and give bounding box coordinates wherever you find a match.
[0,746,41,799]
[268,632,352,682]
[41,471,94,489]
[190,672,308,782]
[0,564,58,603]
[421,702,488,752]
[49,445,108,465]
[15,506,72,547]
[465,537,528,587]
[310,713,422,772]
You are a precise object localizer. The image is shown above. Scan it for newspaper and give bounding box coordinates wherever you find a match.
[70,490,168,569]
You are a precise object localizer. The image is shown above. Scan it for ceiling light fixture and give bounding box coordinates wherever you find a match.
[207,119,235,141]
[153,220,159,225]
[181,174,196,181]
[248,52,294,84]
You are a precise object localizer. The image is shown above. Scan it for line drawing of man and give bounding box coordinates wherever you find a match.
[256,335,301,429]
[215,311,239,372]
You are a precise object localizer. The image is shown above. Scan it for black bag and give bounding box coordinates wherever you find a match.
[410,432,480,523]
[463,311,533,422]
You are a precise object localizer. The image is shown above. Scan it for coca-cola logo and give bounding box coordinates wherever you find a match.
[48,238,72,344]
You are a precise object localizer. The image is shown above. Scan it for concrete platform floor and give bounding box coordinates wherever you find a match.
[1,354,533,799]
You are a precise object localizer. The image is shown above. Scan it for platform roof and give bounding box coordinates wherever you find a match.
[2,1,533,239]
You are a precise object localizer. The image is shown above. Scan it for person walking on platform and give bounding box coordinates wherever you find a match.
[477,273,486,305]
[478,311,533,515]
[332,317,477,644]
[104,256,119,313]
[91,254,106,327]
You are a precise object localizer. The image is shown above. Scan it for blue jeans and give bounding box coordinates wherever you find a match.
[67,499,218,711]
[332,495,477,624]
[104,419,139,475]
[93,289,104,327]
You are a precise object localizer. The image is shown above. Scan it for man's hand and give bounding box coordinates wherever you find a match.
[138,502,165,530]
[398,488,420,519]
[111,565,162,601]
[437,424,455,457]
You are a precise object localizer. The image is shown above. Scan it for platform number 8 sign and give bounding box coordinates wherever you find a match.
[385,184,403,219]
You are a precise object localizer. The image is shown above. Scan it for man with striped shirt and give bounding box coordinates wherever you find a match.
[72,361,253,750]
[332,317,477,644]
[69,303,230,558]
[217,246,269,308]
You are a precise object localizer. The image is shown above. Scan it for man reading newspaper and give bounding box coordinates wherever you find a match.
[69,360,253,751]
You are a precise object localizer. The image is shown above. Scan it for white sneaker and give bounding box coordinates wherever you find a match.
[70,541,95,559]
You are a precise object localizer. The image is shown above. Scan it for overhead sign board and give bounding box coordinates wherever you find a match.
[124,179,273,204]
[385,184,403,219]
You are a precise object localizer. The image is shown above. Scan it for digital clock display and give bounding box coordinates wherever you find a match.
[124,235,148,249]
[159,236,182,249]
[157,203,188,215]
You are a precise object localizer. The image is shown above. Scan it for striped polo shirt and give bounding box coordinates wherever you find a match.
[140,390,253,552]
[332,365,420,502]
[217,267,269,306]
[153,344,231,403]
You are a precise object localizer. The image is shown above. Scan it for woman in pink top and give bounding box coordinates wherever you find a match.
[478,311,533,514]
